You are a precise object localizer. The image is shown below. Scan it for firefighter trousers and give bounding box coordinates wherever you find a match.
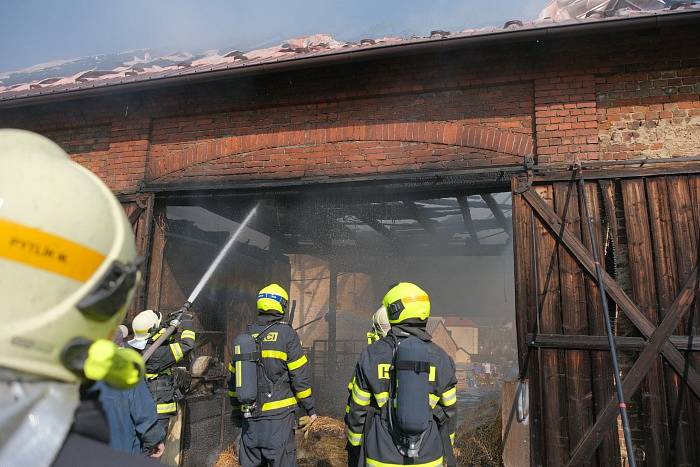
[239,412,297,467]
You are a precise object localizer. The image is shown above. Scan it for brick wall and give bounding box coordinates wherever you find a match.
[0,22,698,193]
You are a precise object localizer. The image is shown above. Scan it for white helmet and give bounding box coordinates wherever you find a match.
[131,309,162,342]
[0,129,140,383]
[372,306,391,338]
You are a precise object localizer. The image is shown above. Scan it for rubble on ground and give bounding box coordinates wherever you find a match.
[453,399,503,466]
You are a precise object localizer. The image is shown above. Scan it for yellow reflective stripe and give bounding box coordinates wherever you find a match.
[346,427,363,446]
[450,433,455,446]
[296,387,312,399]
[157,402,177,414]
[374,392,389,407]
[0,219,106,282]
[429,366,436,382]
[261,350,288,361]
[181,330,196,341]
[366,457,443,467]
[440,387,457,407]
[228,362,236,373]
[345,405,350,413]
[429,393,440,408]
[146,373,158,380]
[169,343,184,362]
[352,382,371,406]
[228,390,237,397]
[151,329,165,341]
[288,355,308,371]
[261,396,298,411]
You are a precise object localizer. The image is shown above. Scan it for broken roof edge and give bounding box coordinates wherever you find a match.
[1,9,698,109]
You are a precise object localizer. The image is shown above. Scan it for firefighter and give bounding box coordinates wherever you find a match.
[345,283,458,467]
[228,283,317,467]
[128,309,196,434]
[366,306,391,344]
[0,129,156,466]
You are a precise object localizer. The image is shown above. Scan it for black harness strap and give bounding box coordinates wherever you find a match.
[394,360,430,373]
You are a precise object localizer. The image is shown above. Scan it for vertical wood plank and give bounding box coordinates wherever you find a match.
[554,181,595,466]
[583,181,621,466]
[667,175,700,466]
[534,184,569,466]
[146,199,167,311]
[646,177,693,466]
[621,179,671,465]
[512,178,545,466]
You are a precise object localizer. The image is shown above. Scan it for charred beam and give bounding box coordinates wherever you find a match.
[457,196,480,246]
[481,193,512,236]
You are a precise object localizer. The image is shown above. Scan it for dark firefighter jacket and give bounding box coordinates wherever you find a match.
[52,385,159,467]
[344,325,458,467]
[133,315,196,416]
[228,313,316,418]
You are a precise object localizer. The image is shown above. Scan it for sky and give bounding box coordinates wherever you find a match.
[0,0,549,73]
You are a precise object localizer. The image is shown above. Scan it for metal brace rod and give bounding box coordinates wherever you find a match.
[575,166,637,467]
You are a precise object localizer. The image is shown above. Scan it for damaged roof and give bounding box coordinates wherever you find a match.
[1,3,698,106]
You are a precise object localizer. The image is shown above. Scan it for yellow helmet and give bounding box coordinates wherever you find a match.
[0,129,142,384]
[382,282,431,324]
[257,283,288,314]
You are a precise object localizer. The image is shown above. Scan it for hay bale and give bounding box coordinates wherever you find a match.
[214,444,240,467]
[453,400,503,466]
[297,416,347,467]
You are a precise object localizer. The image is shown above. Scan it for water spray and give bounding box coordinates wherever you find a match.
[143,204,260,362]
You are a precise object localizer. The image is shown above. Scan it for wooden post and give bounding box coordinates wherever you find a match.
[553,182,593,465]
[512,179,545,465]
[532,185,569,466]
[580,181,621,466]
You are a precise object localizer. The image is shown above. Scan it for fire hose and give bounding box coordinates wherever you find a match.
[142,205,259,362]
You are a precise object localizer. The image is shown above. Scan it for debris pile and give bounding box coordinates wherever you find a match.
[214,445,240,467]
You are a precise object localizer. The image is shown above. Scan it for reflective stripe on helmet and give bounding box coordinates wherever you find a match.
[295,387,312,399]
[261,396,298,411]
[261,350,287,361]
[346,427,363,446]
[0,218,105,282]
[366,457,443,467]
[169,343,184,362]
[288,355,307,371]
[156,402,177,414]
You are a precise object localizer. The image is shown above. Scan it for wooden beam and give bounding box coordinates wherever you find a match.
[402,200,438,233]
[566,264,699,466]
[482,193,512,236]
[457,196,480,246]
[521,187,700,398]
[528,333,700,351]
[355,214,399,242]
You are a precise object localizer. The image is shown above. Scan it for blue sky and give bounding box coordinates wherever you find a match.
[0,0,548,72]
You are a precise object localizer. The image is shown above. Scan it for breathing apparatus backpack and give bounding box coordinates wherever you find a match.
[388,335,432,458]
[232,323,278,418]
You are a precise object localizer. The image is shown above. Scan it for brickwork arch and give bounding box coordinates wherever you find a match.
[147,121,533,181]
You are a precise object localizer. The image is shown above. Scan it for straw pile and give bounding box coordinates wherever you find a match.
[453,399,503,466]
[213,417,347,467]
[297,416,347,467]
[214,444,240,467]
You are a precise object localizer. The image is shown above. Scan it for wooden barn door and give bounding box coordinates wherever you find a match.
[118,193,155,322]
[512,170,700,467]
